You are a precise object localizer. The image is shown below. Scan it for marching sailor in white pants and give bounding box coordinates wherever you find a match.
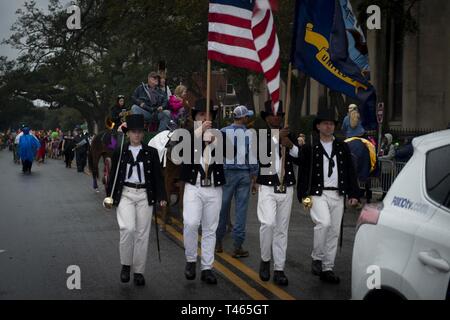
[106,114,167,286]
[179,99,225,285]
[253,101,300,287]
[296,110,360,284]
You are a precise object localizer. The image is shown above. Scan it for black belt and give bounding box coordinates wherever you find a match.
[124,182,146,189]
[323,187,338,191]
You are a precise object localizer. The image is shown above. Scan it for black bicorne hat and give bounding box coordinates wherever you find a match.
[123,114,145,133]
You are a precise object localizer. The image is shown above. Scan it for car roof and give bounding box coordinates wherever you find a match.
[412,129,450,154]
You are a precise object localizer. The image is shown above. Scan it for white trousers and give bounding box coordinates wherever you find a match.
[310,191,344,272]
[257,185,294,271]
[183,183,223,270]
[116,187,153,274]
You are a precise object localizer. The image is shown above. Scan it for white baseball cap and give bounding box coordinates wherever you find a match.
[233,105,254,119]
[348,104,358,111]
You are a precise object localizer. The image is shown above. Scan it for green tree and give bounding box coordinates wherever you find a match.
[3,0,312,133]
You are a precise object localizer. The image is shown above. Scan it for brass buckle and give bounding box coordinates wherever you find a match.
[200,178,212,187]
[274,184,287,194]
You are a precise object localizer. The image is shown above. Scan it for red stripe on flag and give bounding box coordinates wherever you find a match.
[208,32,255,50]
[256,24,277,62]
[208,1,280,111]
[255,0,279,11]
[270,0,279,11]
[252,11,270,39]
[271,89,280,114]
[208,13,251,29]
[207,51,263,73]
[264,59,280,82]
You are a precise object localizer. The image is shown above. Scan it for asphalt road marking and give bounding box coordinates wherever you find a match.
[159,219,268,300]
[166,217,296,300]
[0,250,6,254]
[215,251,296,300]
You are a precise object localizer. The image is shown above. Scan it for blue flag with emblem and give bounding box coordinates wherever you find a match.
[291,0,377,130]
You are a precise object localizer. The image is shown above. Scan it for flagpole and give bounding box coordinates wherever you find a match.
[280,63,293,190]
[206,59,211,120]
[284,63,293,126]
[205,59,212,181]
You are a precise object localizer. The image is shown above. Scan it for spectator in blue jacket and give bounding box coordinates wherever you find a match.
[341,104,365,138]
[216,105,258,258]
[19,127,40,174]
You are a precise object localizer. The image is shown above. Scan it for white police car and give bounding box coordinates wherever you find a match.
[352,130,450,300]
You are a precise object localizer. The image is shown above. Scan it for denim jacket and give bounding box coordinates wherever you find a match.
[131,83,168,113]
[221,124,259,176]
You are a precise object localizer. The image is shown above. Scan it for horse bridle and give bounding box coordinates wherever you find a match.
[109,132,125,198]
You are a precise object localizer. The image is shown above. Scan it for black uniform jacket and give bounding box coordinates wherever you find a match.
[295,135,360,201]
[256,128,299,187]
[179,129,226,187]
[106,143,167,207]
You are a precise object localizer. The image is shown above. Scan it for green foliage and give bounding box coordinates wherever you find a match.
[0,97,40,130]
[41,108,84,132]
[1,0,419,132]
[1,0,210,130]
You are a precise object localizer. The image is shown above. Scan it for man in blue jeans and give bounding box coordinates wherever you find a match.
[216,105,258,258]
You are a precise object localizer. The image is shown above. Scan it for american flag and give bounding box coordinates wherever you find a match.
[208,0,281,114]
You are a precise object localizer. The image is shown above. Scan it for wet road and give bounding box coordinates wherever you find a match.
[0,149,360,300]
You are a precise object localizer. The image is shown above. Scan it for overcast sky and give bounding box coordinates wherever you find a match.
[0,0,50,59]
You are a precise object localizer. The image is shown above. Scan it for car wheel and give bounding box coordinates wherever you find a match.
[364,289,405,301]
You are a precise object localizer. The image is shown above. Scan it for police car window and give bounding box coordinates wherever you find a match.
[426,145,450,210]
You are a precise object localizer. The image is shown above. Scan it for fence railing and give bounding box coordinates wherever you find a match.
[360,159,408,193]
[365,128,442,140]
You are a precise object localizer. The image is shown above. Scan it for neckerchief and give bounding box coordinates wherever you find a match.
[127,150,143,183]
[321,142,336,178]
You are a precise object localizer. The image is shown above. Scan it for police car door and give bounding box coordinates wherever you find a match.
[402,144,450,300]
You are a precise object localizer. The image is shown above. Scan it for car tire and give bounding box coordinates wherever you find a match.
[364,289,405,301]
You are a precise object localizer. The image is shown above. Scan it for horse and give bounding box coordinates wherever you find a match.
[88,130,117,193]
[152,102,194,229]
[149,129,184,230]
[345,136,378,203]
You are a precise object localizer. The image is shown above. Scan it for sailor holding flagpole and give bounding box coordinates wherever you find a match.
[179,98,226,285]
[253,100,300,287]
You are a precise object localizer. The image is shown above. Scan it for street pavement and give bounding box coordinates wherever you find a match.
[0,149,361,300]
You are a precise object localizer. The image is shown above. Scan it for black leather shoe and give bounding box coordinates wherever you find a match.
[311,259,322,276]
[259,260,271,282]
[273,271,289,286]
[320,271,340,284]
[185,262,196,280]
[133,273,146,286]
[201,270,217,285]
[232,246,249,258]
[120,265,131,283]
